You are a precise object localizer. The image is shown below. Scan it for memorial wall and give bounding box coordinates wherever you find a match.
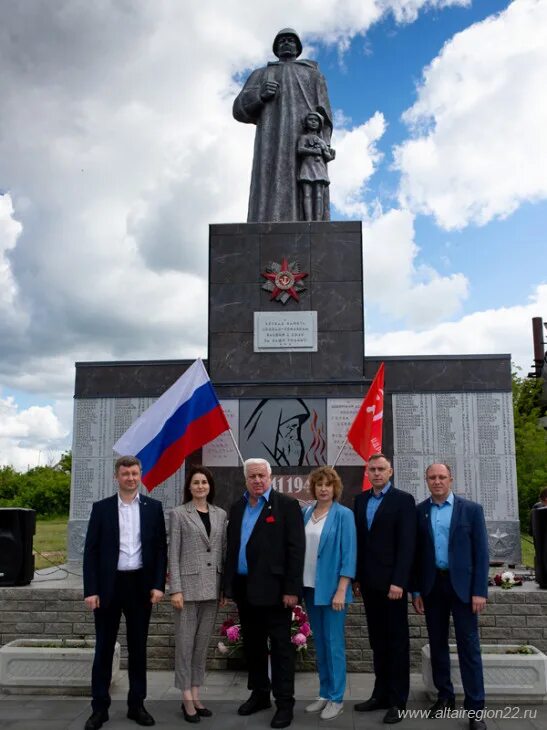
[69,355,520,563]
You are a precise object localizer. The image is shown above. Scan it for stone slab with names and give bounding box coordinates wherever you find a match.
[392,392,519,561]
[68,397,184,562]
[254,311,317,352]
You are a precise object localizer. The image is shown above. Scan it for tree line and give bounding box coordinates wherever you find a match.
[0,451,71,517]
[512,370,547,525]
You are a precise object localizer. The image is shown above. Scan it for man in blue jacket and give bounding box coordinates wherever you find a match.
[412,463,489,730]
[83,456,167,730]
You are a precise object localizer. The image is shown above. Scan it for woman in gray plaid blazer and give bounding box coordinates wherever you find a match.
[169,465,227,722]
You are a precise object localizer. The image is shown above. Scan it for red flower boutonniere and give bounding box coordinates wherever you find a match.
[266,515,275,523]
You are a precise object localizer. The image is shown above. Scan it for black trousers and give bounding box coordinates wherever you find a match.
[92,570,152,712]
[235,576,295,707]
[362,588,410,708]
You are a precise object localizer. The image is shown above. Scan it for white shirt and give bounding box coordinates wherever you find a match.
[303,515,327,588]
[117,493,143,570]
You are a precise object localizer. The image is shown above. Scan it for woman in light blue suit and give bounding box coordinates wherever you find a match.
[302,466,357,721]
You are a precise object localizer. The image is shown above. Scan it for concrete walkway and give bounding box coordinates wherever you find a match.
[1,671,545,730]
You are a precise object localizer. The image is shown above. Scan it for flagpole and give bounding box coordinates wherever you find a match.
[331,438,348,469]
[228,429,245,466]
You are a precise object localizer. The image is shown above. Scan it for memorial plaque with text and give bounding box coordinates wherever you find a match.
[326,399,365,466]
[254,311,317,352]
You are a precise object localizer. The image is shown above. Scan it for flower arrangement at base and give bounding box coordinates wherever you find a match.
[217,616,243,656]
[290,604,311,652]
[216,605,312,656]
[490,570,523,589]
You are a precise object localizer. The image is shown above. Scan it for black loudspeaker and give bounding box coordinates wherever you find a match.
[532,507,547,589]
[0,508,36,586]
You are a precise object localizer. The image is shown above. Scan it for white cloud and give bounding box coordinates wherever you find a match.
[0,0,504,466]
[0,396,69,471]
[0,195,23,318]
[364,208,469,326]
[367,282,547,372]
[395,0,547,229]
[0,1,470,382]
[330,112,386,218]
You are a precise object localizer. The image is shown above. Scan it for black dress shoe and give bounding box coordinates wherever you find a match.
[469,718,487,730]
[85,710,109,730]
[270,707,293,729]
[127,706,155,726]
[195,706,212,717]
[181,703,200,723]
[354,697,390,712]
[238,692,272,716]
[428,697,455,718]
[383,706,405,724]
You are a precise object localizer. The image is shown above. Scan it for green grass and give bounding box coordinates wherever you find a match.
[520,532,535,569]
[34,516,67,569]
[29,518,538,572]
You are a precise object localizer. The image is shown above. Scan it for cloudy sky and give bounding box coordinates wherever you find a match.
[1,0,546,469]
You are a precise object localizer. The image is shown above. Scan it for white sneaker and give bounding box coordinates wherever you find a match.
[320,701,344,720]
[306,697,328,713]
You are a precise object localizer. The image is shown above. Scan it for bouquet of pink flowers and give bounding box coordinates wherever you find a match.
[217,606,312,656]
[217,616,243,655]
[290,604,311,652]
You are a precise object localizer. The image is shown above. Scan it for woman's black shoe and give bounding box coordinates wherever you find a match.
[195,707,212,718]
[181,704,200,723]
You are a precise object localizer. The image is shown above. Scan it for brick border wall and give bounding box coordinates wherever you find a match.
[1,587,546,672]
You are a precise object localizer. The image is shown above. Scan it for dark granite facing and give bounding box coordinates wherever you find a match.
[209,284,259,333]
[209,331,365,383]
[74,360,195,398]
[210,221,362,236]
[312,281,363,331]
[365,355,512,392]
[259,232,311,271]
[312,332,365,379]
[310,232,363,282]
[213,381,370,399]
[74,354,513,398]
[209,221,364,381]
[209,234,260,283]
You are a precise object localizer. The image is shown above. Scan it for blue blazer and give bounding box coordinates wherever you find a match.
[302,501,357,605]
[83,493,167,608]
[413,494,489,603]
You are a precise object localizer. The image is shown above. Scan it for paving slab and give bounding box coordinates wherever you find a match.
[1,672,546,730]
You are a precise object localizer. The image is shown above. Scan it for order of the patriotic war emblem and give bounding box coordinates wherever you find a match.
[261,257,308,304]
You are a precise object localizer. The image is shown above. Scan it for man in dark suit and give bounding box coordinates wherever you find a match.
[353,453,416,724]
[83,456,167,730]
[224,458,305,729]
[412,463,489,730]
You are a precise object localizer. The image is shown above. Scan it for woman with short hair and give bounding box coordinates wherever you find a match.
[302,466,356,721]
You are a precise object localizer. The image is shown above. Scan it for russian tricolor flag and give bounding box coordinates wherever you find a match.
[113,359,229,491]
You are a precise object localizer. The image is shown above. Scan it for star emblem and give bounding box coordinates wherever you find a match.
[490,528,509,548]
[261,257,308,304]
